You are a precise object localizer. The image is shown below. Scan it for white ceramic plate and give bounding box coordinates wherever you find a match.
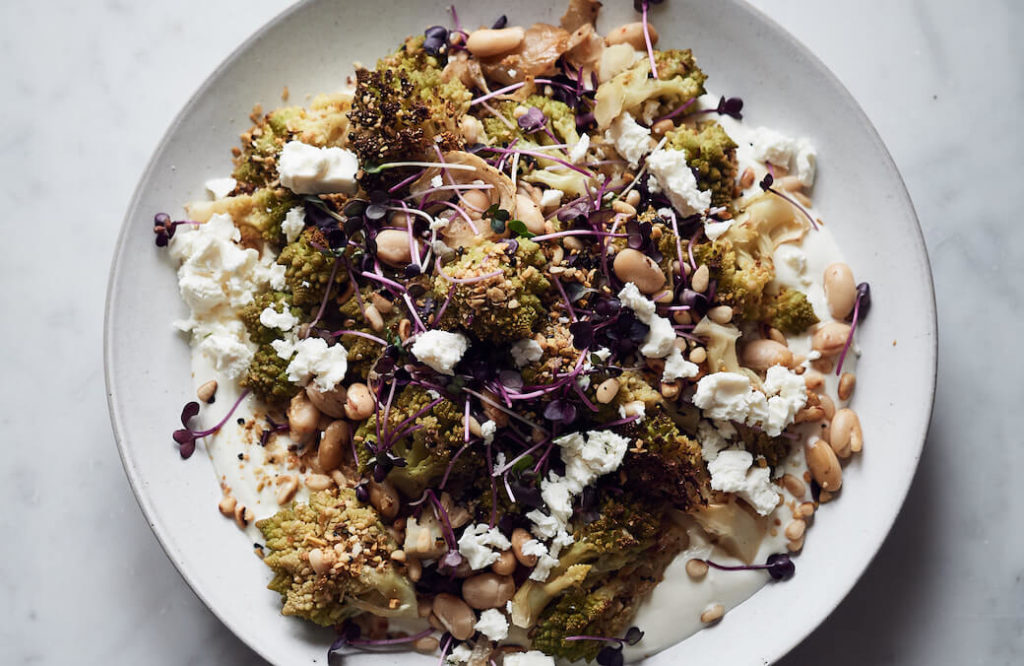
[105,1,936,664]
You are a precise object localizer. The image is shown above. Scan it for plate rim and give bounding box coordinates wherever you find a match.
[104,0,938,663]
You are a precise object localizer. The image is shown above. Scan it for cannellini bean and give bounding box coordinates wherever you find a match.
[461,573,515,610]
[830,408,863,458]
[318,420,350,472]
[823,262,857,319]
[287,392,320,446]
[305,473,333,491]
[812,321,852,356]
[306,383,348,418]
[432,593,477,640]
[651,118,675,136]
[605,21,659,51]
[368,480,400,520]
[462,188,491,216]
[491,550,517,576]
[364,303,384,332]
[344,383,375,421]
[805,437,843,491]
[613,248,666,294]
[741,339,794,371]
[515,193,546,234]
[465,27,525,57]
[511,528,538,567]
[375,229,415,268]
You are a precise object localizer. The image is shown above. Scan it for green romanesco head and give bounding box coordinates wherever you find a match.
[480,94,581,147]
[256,488,418,626]
[276,228,348,311]
[240,292,303,345]
[354,386,471,497]
[763,287,819,334]
[431,239,551,342]
[593,49,707,128]
[621,408,710,510]
[241,343,298,407]
[694,239,775,321]
[665,122,738,208]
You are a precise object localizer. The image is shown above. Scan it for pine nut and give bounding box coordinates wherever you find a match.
[838,372,856,401]
[823,262,856,319]
[398,318,412,341]
[465,27,525,58]
[276,475,299,505]
[767,327,787,345]
[197,380,218,403]
[787,537,805,552]
[305,473,333,491]
[596,378,620,404]
[407,557,422,582]
[390,549,407,563]
[308,548,335,575]
[233,503,254,529]
[613,249,666,294]
[414,636,439,653]
[689,346,707,364]
[708,305,733,325]
[818,393,836,420]
[797,502,816,519]
[364,303,384,332]
[804,371,825,391]
[612,200,637,216]
[805,437,842,491]
[690,264,710,293]
[781,474,806,497]
[651,118,675,136]
[218,495,236,517]
[784,519,806,541]
[685,558,709,580]
[700,603,725,624]
[660,381,679,399]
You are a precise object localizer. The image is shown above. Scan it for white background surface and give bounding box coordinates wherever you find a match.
[0,1,1020,664]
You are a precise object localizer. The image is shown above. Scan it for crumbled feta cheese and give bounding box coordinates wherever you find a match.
[569,133,591,164]
[749,128,817,186]
[277,140,359,195]
[429,215,450,231]
[204,177,236,200]
[263,261,287,291]
[526,509,561,540]
[446,644,474,665]
[431,239,454,257]
[707,449,780,515]
[504,651,556,666]
[458,523,512,570]
[510,339,543,367]
[617,283,677,358]
[663,346,699,382]
[430,174,444,188]
[794,138,817,186]
[539,188,565,209]
[646,148,712,217]
[480,419,497,445]
[281,206,306,244]
[529,550,560,582]
[704,219,733,241]
[692,366,807,437]
[540,474,577,523]
[593,346,611,362]
[197,324,254,380]
[774,244,812,287]
[259,305,297,331]
[410,330,469,375]
[604,112,653,167]
[474,609,510,641]
[271,337,296,360]
[284,337,349,391]
[697,420,731,462]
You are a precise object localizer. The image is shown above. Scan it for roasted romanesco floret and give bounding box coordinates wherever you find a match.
[665,122,739,208]
[621,408,710,510]
[695,239,775,321]
[348,37,472,169]
[480,94,581,146]
[238,292,306,406]
[257,489,417,626]
[276,228,348,311]
[762,287,819,334]
[240,292,303,345]
[593,49,707,128]
[432,239,551,342]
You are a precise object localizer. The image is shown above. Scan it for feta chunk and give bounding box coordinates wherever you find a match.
[749,128,817,187]
[504,652,556,666]
[604,112,653,167]
[196,324,254,380]
[281,206,306,244]
[539,188,565,210]
[692,366,807,437]
[259,305,297,331]
[457,523,512,570]
[411,330,469,375]
[569,133,591,164]
[480,419,497,445]
[707,449,780,515]
[662,346,699,382]
[510,339,543,367]
[474,609,510,641]
[283,337,349,391]
[646,148,712,217]
[617,282,677,358]
[277,140,359,195]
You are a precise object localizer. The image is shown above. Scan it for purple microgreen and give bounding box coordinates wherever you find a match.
[423,25,449,55]
[438,442,472,490]
[462,387,545,431]
[479,145,594,177]
[703,552,795,581]
[543,399,578,425]
[305,257,342,335]
[554,279,578,321]
[491,14,507,29]
[328,626,435,664]
[470,81,529,106]
[715,95,744,119]
[639,0,657,79]
[835,282,870,376]
[426,489,460,557]
[652,96,698,125]
[758,174,819,230]
[569,320,595,349]
[172,390,251,459]
[518,106,548,133]
[331,329,388,346]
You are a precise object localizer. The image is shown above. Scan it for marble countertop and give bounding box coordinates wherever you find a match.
[1,1,1020,663]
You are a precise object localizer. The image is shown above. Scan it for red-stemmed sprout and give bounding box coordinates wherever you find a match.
[638,0,658,78]
[172,389,251,459]
[327,624,435,664]
[835,282,871,376]
[758,173,819,230]
[702,553,796,580]
[425,489,463,569]
[565,626,645,666]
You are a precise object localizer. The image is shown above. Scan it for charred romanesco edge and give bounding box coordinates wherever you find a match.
[594,49,708,127]
[353,386,471,497]
[431,239,551,342]
[621,407,711,510]
[257,488,416,626]
[348,36,471,171]
[665,122,739,209]
[277,228,349,311]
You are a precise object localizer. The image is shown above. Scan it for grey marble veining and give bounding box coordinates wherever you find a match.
[0,1,1021,664]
